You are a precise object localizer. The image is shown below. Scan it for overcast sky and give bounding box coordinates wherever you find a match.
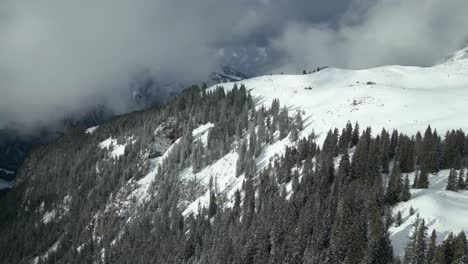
[2,0,468,131]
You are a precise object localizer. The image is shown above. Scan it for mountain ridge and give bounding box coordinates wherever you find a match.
[2,48,468,263]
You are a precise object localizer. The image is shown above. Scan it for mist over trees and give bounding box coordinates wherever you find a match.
[0,83,467,263]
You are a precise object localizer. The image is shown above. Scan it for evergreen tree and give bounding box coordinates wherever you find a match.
[248,123,257,155]
[417,168,429,189]
[458,168,466,190]
[409,206,415,216]
[362,208,394,264]
[404,217,427,264]
[191,140,204,173]
[351,122,360,147]
[208,190,217,218]
[414,219,428,264]
[400,175,411,202]
[426,230,437,264]
[236,140,247,177]
[290,124,299,142]
[386,165,403,205]
[453,232,468,264]
[278,107,290,140]
[446,169,458,191]
[395,211,403,227]
[295,111,304,131]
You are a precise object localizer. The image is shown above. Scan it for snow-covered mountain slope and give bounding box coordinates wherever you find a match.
[444,47,468,62]
[213,57,468,144]
[99,51,468,258]
[118,51,468,236]
[390,170,468,256]
[201,55,468,256]
[8,48,468,262]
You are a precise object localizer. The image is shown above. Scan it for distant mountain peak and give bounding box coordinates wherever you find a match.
[210,65,249,83]
[443,46,468,63]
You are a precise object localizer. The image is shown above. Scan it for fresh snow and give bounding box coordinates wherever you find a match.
[192,122,214,145]
[41,195,72,224]
[206,53,468,255]
[32,238,61,264]
[211,57,468,144]
[390,170,468,256]
[182,152,242,216]
[99,48,468,256]
[99,137,128,158]
[85,126,99,134]
[444,47,468,62]
[107,122,215,220]
[42,210,56,224]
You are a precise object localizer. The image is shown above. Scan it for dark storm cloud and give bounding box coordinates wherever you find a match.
[1,0,467,130]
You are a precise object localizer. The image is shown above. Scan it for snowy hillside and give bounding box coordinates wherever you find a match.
[200,54,468,256]
[213,58,468,145]
[5,48,468,263]
[390,170,468,256]
[119,52,468,254]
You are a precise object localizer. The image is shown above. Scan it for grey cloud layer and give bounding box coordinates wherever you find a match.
[1,0,467,130]
[273,0,468,71]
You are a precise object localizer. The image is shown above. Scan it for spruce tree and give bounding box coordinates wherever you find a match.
[404,217,427,264]
[417,168,429,189]
[278,107,290,140]
[351,122,360,147]
[248,123,257,155]
[236,140,246,177]
[453,232,468,264]
[208,190,217,218]
[400,175,411,202]
[386,165,403,205]
[362,208,394,264]
[426,230,437,264]
[290,124,299,142]
[295,111,303,131]
[395,211,403,227]
[414,219,428,264]
[446,169,458,191]
[458,168,466,190]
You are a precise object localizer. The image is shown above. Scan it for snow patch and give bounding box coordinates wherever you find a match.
[85,126,99,134]
[192,122,214,145]
[99,137,131,158]
[42,210,56,224]
[210,58,468,144]
[390,170,468,256]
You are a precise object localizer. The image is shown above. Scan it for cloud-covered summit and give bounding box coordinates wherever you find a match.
[2,0,468,130]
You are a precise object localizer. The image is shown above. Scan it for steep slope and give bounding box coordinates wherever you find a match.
[215,58,468,144]
[390,170,468,256]
[2,49,468,263]
[202,56,468,257]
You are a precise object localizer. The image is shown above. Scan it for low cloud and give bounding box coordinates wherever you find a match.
[1,0,467,131]
[272,0,468,72]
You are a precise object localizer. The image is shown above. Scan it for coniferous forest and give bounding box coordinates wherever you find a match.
[0,84,468,263]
